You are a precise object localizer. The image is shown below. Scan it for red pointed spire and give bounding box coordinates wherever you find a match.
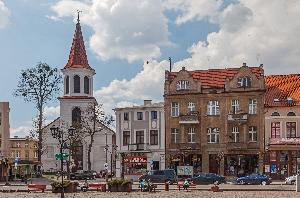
[65,13,91,69]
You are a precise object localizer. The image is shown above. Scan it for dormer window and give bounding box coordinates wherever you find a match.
[237,76,251,88]
[176,80,190,90]
[287,112,296,116]
[271,112,280,116]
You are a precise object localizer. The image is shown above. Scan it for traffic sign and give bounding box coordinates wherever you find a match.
[55,153,69,160]
[104,163,108,170]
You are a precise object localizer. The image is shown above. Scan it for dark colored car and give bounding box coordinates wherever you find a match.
[236,174,271,185]
[70,170,95,180]
[187,173,225,184]
[139,169,177,184]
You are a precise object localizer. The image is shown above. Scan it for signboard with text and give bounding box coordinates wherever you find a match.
[123,156,147,164]
[177,166,193,176]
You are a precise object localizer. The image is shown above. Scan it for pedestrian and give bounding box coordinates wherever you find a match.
[183,179,189,191]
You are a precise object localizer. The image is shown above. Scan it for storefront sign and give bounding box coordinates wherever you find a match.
[124,156,147,164]
[265,165,270,173]
[177,166,193,176]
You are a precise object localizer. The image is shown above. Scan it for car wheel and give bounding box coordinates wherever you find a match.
[240,180,245,185]
[261,181,267,185]
[291,181,295,185]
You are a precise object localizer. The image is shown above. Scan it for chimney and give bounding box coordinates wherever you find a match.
[182,66,186,71]
[144,100,152,106]
[260,64,263,67]
[242,63,247,67]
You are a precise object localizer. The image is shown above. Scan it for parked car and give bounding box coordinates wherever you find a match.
[187,173,225,185]
[236,174,271,185]
[285,175,297,185]
[70,170,95,180]
[139,169,177,184]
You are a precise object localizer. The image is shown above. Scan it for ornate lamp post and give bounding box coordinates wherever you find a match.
[50,125,75,198]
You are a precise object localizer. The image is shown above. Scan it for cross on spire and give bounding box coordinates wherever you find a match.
[77,10,82,23]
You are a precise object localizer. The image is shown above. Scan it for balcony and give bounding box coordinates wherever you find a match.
[227,112,248,123]
[128,143,149,151]
[179,111,200,124]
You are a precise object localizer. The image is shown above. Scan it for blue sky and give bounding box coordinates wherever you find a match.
[1,0,300,137]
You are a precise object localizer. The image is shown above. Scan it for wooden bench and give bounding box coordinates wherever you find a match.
[88,183,106,192]
[27,184,47,193]
[177,182,196,191]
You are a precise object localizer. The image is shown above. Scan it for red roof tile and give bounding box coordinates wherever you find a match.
[265,74,300,107]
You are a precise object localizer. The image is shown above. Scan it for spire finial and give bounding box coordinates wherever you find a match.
[77,10,82,23]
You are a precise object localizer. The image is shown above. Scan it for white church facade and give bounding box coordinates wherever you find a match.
[41,15,115,173]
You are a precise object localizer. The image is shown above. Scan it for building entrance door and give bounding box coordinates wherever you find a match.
[209,154,218,174]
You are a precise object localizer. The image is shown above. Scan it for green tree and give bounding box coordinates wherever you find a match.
[13,62,62,167]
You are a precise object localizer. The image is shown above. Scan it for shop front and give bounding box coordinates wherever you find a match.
[168,152,202,176]
[122,152,147,180]
[224,154,259,176]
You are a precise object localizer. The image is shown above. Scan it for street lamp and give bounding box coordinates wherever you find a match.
[50,125,75,198]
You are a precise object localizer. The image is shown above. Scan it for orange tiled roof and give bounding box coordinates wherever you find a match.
[168,67,263,89]
[265,74,300,107]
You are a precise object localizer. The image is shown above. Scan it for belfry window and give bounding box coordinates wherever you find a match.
[84,76,90,94]
[65,76,69,94]
[74,75,80,93]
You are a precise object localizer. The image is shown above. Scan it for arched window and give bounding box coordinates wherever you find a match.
[74,75,80,93]
[84,76,90,94]
[72,107,81,127]
[287,112,296,116]
[271,112,280,116]
[65,76,69,94]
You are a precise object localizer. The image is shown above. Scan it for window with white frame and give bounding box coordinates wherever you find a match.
[232,126,239,142]
[171,128,179,143]
[249,126,257,142]
[151,111,158,120]
[237,76,251,88]
[176,80,190,90]
[34,151,38,158]
[17,143,20,148]
[171,102,179,117]
[188,128,196,143]
[207,101,220,115]
[249,99,257,114]
[231,99,239,114]
[188,102,196,113]
[207,127,220,143]
[15,151,20,158]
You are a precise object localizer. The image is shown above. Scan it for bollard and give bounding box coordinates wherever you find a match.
[165,181,169,191]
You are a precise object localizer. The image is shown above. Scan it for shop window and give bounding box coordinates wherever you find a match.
[286,122,296,138]
[171,102,179,117]
[123,131,130,146]
[248,126,257,142]
[171,128,179,143]
[150,130,158,145]
[207,127,219,143]
[207,101,220,115]
[248,99,257,114]
[271,122,280,138]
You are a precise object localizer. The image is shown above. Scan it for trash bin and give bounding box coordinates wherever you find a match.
[165,181,169,191]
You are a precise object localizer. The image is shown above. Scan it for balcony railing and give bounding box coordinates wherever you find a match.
[179,111,200,124]
[269,137,300,145]
[128,143,149,151]
[227,112,248,123]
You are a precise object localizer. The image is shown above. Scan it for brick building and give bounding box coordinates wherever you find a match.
[264,74,300,179]
[164,63,265,176]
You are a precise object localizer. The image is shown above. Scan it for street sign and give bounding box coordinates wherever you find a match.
[104,163,108,170]
[55,153,69,160]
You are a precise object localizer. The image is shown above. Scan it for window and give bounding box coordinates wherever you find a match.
[271,122,280,138]
[151,111,157,120]
[84,76,90,94]
[207,128,220,143]
[15,151,20,158]
[47,146,54,158]
[123,131,130,146]
[271,112,280,116]
[150,130,158,145]
[137,112,143,120]
[249,126,257,142]
[286,122,296,138]
[10,152,14,158]
[231,99,240,114]
[232,126,239,142]
[237,76,251,87]
[72,107,81,127]
[124,112,129,121]
[287,112,296,116]
[171,128,179,143]
[188,128,195,143]
[176,80,190,90]
[65,76,69,94]
[74,75,80,93]
[25,151,29,158]
[136,131,144,144]
[25,143,28,148]
[207,101,220,115]
[17,143,20,148]
[171,102,179,117]
[34,151,38,158]
[249,99,257,114]
[188,102,196,113]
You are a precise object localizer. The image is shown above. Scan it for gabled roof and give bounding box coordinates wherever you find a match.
[168,66,263,89]
[65,20,92,70]
[265,74,300,107]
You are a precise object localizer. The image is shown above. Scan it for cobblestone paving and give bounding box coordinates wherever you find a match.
[0,191,298,198]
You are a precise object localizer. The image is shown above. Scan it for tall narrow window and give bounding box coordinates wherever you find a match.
[271,122,280,138]
[207,128,220,143]
[124,112,129,121]
[150,130,158,145]
[188,102,196,113]
[286,122,296,138]
[151,111,157,120]
[15,151,20,158]
[84,76,90,94]
[171,102,179,117]
[65,76,69,94]
[249,99,257,114]
[232,126,239,142]
[231,99,239,114]
[188,128,195,143]
[74,75,80,93]
[123,131,130,146]
[137,112,143,120]
[72,107,81,127]
[171,128,179,143]
[136,131,144,144]
[249,126,257,142]
[207,101,220,115]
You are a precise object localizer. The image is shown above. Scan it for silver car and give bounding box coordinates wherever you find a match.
[285,175,297,185]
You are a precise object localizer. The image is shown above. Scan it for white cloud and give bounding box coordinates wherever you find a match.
[10,126,31,137]
[0,0,10,28]
[44,105,60,119]
[51,0,170,62]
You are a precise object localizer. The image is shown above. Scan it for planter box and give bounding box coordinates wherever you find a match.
[108,184,132,192]
[52,183,78,193]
